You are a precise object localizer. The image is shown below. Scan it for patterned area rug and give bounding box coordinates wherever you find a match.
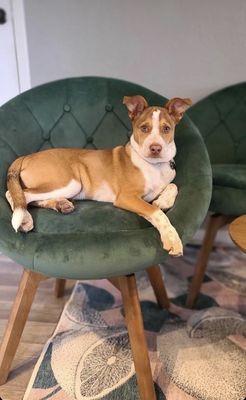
[24,245,246,400]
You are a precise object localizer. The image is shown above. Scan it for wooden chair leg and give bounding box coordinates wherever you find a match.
[186,214,230,308]
[55,279,66,298]
[0,269,45,385]
[119,274,156,400]
[147,265,170,309]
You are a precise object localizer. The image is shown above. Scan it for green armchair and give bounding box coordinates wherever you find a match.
[186,82,246,307]
[0,77,211,399]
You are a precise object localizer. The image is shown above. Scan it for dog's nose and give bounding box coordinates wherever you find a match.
[150,143,162,155]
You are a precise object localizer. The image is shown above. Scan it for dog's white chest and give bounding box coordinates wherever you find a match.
[142,162,176,202]
[130,148,176,202]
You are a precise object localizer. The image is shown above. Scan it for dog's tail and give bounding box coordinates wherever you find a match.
[7,157,27,232]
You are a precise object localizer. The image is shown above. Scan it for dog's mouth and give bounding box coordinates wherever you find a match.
[148,153,162,158]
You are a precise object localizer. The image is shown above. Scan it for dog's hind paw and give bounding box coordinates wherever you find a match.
[19,210,34,232]
[56,199,74,214]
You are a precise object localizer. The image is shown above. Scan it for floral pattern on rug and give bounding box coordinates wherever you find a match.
[24,245,246,400]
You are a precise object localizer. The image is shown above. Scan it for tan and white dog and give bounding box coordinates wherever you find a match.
[6,95,191,256]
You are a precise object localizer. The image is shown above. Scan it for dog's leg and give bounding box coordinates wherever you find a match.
[31,198,75,214]
[5,190,14,210]
[153,183,178,211]
[115,195,183,256]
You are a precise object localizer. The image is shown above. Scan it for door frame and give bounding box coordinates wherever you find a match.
[11,0,31,92]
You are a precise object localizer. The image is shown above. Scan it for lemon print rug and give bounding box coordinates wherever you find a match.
[24,245,246,400]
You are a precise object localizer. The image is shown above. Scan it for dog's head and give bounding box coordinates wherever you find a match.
[123,95,192,162]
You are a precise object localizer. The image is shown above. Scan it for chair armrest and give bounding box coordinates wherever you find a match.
[167,116,212,244]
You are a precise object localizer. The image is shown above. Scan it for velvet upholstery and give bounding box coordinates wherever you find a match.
[188,82,246,216]
[0,77,212,279]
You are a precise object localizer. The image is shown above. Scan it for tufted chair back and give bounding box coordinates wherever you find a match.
[0,77,169,197]
[187,82,246,165]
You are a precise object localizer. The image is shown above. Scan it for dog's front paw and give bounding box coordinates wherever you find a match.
[160,226,183,257]
[153,197,173,211]
[153,184,178,211]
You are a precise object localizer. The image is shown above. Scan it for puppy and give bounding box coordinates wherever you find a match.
[6,95,191,256]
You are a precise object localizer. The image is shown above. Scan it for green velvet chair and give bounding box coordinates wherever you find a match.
[0,77,212,399]
[186,82,246,308]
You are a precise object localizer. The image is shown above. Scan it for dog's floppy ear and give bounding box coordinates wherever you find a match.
[165,98,192,123]
[123,95,148,120]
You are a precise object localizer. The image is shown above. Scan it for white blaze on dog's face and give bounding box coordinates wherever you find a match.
[123,95,192,162]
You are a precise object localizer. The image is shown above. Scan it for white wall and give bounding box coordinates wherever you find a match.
[23,0,246,102]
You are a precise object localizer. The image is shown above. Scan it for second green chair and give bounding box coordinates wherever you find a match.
[187,82,246,307]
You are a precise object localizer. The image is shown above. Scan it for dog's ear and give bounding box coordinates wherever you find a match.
[123,95,148,120]
[165,98,192,123]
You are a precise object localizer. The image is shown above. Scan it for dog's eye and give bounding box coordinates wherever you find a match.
[140,125,150,133]
[162,125,170,133]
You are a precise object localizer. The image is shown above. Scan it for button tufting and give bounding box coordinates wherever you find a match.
[42,131,50,140]
[105,104,113,112]
[64,104,71,112]
[87,137,93,143]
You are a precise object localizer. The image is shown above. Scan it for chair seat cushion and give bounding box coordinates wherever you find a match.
[212,164,246,190]
[210,164,246,215]
[30,201,150,234]
[0,197,165,280]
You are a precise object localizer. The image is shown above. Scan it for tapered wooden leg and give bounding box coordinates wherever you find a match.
[186,214,230,308]
[55,279,66,298]
[119,274,156,400]
[0,269,45,385]
[147,265,170,309]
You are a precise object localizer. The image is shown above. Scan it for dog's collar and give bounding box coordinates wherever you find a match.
[129,137,175,166]
[169,159,176,170]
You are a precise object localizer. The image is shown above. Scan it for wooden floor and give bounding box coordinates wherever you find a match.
[0,254,76,400]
